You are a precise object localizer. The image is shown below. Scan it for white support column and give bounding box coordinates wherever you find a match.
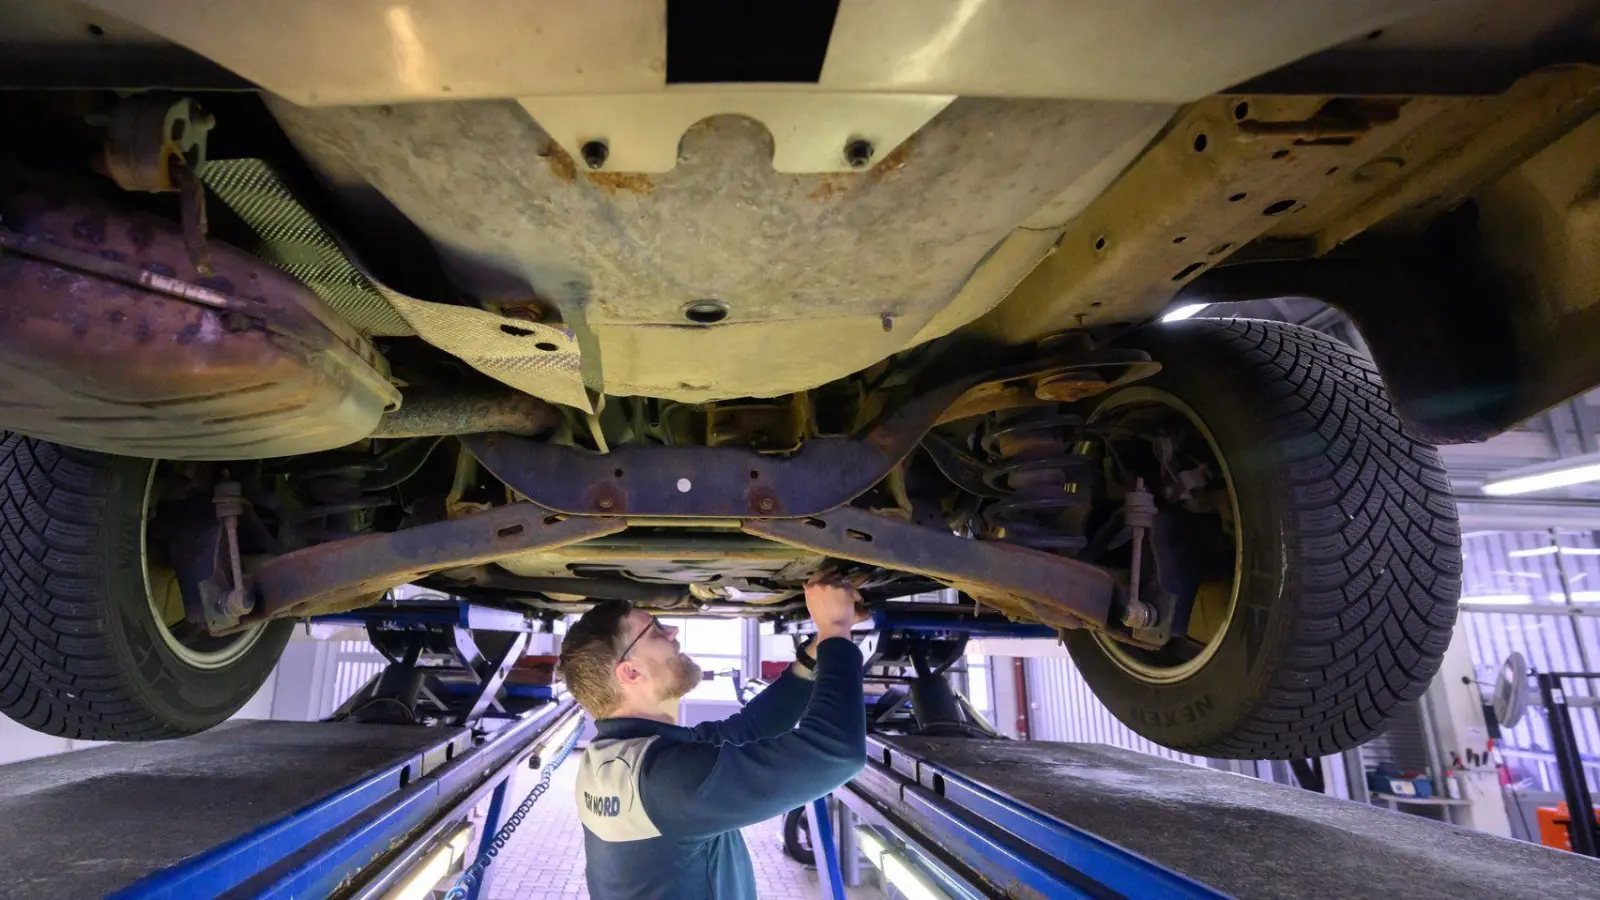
[741,618,761,683]
[270,630,337,721]
[1424,618,1513,837]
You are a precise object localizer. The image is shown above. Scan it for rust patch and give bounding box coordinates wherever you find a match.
[545,141,577,183]
[584,171,653,196]
[72,216,107,245]
[809,175,848,202]
[1033,372,1108,402]
[585,481,628,514]
[0,183,400,460]
[746,485,782,516]
[870,136,915,180]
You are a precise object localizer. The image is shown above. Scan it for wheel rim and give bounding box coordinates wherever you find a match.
[1087,386,1243,685]
[141,464,267,669]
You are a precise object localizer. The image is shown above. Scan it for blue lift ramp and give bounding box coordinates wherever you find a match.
[834,735,1600,899]
[0,701,581,899]
[0,598,582,900]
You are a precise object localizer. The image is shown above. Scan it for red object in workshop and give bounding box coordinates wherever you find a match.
[1537,803,1600,851]
[509,654,558,686]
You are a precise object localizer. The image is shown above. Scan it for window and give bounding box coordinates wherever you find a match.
[965,648,992,720]
[661,617,744,701]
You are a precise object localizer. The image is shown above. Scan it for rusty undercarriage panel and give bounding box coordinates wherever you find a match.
[0,185,398,460]
[250,505,628,619]
[744,506,1117,631]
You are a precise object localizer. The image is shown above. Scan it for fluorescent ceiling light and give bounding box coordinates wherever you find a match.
[1461,591,1600,605]
[1160,303,1209,323]
[1482,452,1600,496]
[1458,594,1534,605]
[1507,546,1600,558]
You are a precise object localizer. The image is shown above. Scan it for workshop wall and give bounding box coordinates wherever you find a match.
[1458,530,1600,797]
[1022,654,1208,768]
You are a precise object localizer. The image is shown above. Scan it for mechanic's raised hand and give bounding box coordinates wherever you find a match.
[804,574,862,642]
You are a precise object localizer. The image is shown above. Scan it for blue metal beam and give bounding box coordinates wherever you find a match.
[840,738,1229,900]
[917,763,1226,899]
[316,599,538,633]
[871,609,1058,638]
[811,798,847,900]
[110,701,576,899]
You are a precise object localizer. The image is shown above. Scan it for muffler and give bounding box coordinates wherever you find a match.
[0,183,399,459]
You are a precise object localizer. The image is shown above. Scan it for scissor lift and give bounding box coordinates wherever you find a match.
[0,599,582,900]
[794,611,1600,899]
[4,599,1597,900]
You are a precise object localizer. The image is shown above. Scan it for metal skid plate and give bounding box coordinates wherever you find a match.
[519,92,954,173]
[204,158,593,411]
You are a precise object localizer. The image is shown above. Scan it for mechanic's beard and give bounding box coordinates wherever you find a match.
[655,653,702,703]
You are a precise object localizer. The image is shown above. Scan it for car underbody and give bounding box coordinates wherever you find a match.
[2,0,1598,757]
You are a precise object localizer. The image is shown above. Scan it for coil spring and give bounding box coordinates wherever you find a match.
[979,411,1098,552]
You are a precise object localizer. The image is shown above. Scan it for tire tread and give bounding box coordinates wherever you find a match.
[1176,320,1461,758]
[0,435,179,740]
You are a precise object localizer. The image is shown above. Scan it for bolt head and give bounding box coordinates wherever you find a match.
[581,140,609,170]
[1121,599,1156,629]
[223,589,254,617]
[597,496,615,510]
[757,497,775,512]
[844,138,874,169]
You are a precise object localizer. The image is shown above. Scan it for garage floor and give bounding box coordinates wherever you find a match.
[487,758,883,899]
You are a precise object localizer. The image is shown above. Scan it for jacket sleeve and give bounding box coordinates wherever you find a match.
[689,667,814,745]
[637,637,866,839]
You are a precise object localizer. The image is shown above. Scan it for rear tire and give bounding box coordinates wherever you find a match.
[1067,319,1461,759]
[782,807,814,866]
[0,435,292,740]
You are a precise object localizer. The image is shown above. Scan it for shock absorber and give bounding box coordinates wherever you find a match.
[979,409,1099,553]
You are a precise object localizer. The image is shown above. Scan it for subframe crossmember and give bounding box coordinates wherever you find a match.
[227,502,1120,632]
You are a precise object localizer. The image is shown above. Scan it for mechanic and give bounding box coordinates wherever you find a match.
[556,575,867,900]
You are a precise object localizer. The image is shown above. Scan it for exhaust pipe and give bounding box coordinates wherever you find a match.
[372,388,562,438]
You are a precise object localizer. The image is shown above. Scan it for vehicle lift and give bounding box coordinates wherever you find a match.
[0,599,586,900]
[800,610,1600,900]
[2,603,1597,899]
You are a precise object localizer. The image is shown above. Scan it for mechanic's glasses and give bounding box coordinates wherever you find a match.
[618,615,667,664]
